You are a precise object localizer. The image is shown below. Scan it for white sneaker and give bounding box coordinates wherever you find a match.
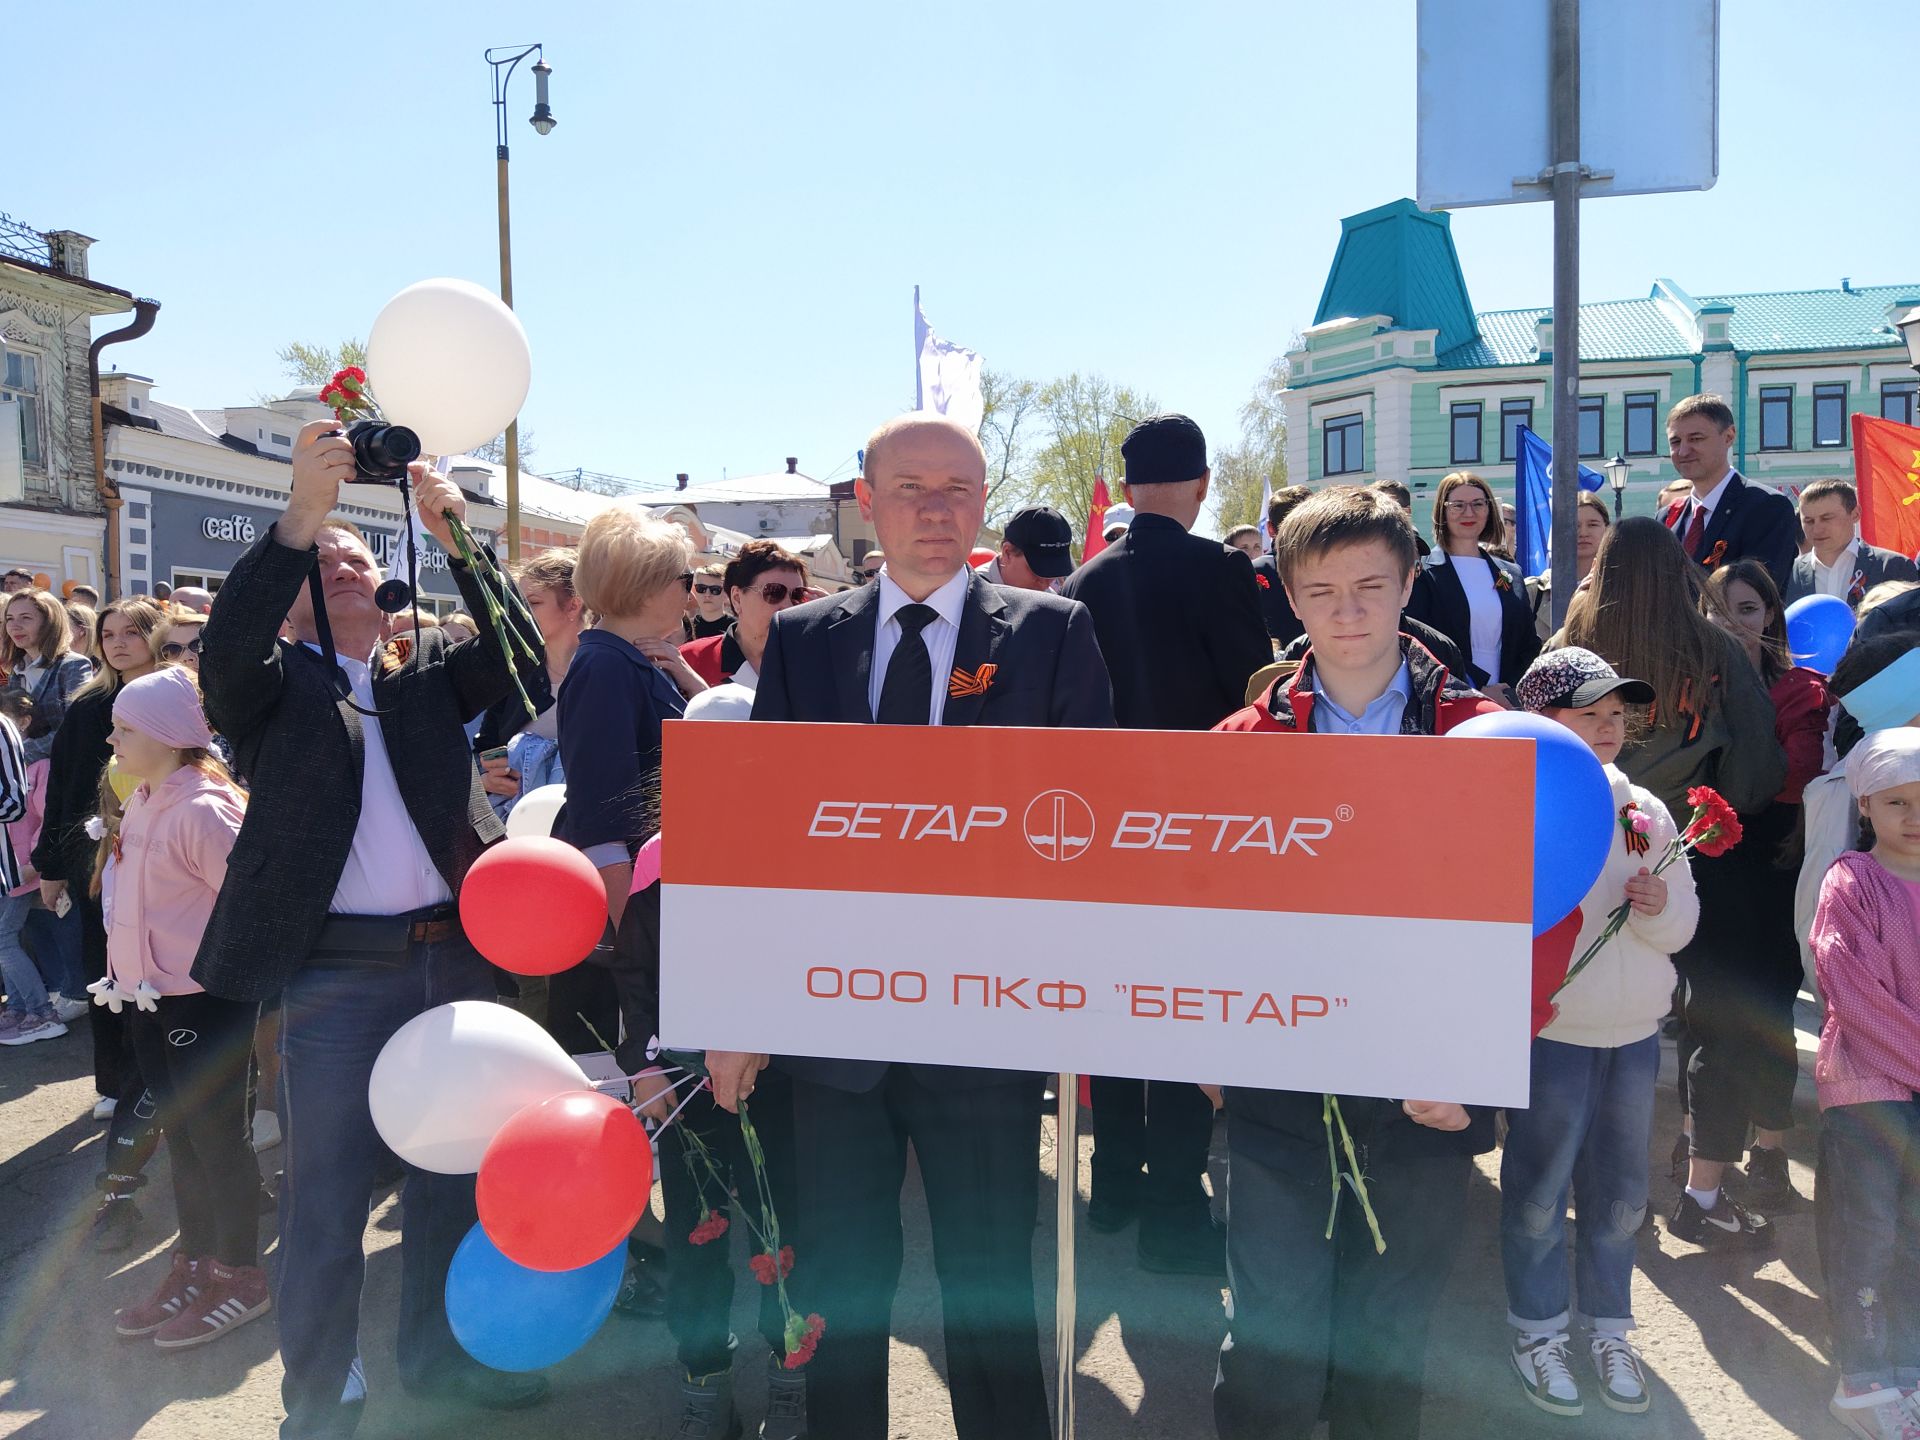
[251,1110,281,1153]
[0,1011,68,1046]
[1512,1331,1583,1416]
[1589,1333,1650,1413]
[48,993,89,1023]
[1830,1382,1920,1440]
[91,1096,117,1121]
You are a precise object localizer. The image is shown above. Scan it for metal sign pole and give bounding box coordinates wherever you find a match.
[1548,0,1582,629]
[1054,1072,1078,1440]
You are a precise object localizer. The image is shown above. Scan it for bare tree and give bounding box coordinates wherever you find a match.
[471,429,539,470]
[276,339,367,388]
[1209,351,1292,532]
[979,370,1042,519]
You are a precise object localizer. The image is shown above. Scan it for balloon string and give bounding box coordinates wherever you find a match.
[646,1079,709,1148]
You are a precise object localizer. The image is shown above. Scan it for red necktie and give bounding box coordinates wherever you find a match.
[1682,503,1706,560]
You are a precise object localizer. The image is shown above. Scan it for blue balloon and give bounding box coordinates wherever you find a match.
[1784,594,1855,676]
[1449,709,1616,935]
[446,1221,623,1372]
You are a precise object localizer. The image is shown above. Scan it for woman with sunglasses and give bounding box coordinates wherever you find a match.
[149,606,205,673]
[679,540,811,692]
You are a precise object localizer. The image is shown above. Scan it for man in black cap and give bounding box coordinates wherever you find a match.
[1059,412,1271,1276]
[985,505,1074,592]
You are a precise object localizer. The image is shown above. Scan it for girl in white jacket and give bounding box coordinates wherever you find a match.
[1502,648,1701,1419]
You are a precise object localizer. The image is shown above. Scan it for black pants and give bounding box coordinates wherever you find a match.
[99,1084,163,1199]
[1089,1074,1214,1236]
[791,1067,1049,1440]
[1215,1135,1471,1440]
[79,890,143,1104]
[1677,844,1801,1164]
[546,957,619,1058]
[661,1067,797,1376]
[128,989,262,1267]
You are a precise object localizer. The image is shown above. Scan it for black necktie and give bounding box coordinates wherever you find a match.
[876,603,937,725]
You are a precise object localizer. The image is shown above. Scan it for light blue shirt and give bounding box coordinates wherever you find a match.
[1310,660,1413,735]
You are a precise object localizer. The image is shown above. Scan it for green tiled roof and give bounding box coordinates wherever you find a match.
[1446,298,1693,367]
[1314,199,1479,356]
[1700,284,1919,355]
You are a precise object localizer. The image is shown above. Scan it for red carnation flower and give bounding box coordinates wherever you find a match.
[688,1213,730,1246]
[1254,573,1271,590]
[783,1313,826,1369]
[749,1245,795,1286]
[343,365,367,383]
[1682,786,1742,857]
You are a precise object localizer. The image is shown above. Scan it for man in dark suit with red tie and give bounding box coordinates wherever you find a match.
[716,412,1113,1440]
[1660,394,1798,593]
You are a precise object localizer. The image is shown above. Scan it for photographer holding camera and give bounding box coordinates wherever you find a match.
[193,419,545,1436]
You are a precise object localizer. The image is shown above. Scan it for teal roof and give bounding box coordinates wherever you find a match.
[1702,284,1919,354]
[1313,199,1479,356]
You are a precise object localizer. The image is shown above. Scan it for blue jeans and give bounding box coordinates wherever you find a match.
[1500,1034,1659,1333]
[275,937,496,1439]
[0,892,48,1014]
[1816,1100,1920,1389]
[23,901,85,998]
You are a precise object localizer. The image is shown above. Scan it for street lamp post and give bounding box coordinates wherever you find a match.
[1604,453,1629,520]
[1898,305,1920,374]
[485,43,556,565]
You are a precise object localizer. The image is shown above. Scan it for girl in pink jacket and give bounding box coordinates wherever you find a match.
[100,666,267,1351]
[1810,728,1920,1440]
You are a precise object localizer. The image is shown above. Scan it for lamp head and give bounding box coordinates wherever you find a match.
[1899,305,1920,372]
[529,59,556,136]
[1604,454,1629,494]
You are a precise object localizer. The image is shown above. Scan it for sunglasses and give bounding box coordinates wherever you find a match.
[754,582,805,606]
[161,638,204,659]
[693,583,724,596]
[855,567,881,581]
[677,573,695,593]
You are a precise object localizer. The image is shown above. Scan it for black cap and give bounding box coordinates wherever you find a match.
[1002,506,1074,578]
[1120,413,1208,486]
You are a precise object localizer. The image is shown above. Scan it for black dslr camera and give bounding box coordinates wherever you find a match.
[343,419,422,482]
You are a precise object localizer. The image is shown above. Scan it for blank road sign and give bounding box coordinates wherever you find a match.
[1416,0,1718,211]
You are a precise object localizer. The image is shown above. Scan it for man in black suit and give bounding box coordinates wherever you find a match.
[1784,476,1920,606]
[1660,394,1798,594]
[723,412,1110,1440]
[1251,484,1311,646]
[196,421,545,1438]
[1059,413,1271,1276]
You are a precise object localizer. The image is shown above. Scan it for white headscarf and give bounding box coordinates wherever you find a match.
[1847,726,1920,800]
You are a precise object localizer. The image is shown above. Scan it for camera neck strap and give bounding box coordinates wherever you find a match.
[304,478,422,718]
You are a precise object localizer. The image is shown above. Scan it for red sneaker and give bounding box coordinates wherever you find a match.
[115,1252,201,1338]
[153,1261,271,1349]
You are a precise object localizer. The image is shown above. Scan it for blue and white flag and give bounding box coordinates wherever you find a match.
[914,287,985,436]
[1514,425,1604,577]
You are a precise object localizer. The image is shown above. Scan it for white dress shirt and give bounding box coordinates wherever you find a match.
[869,567,970,725]
[1442,552,1506,684]
[1810,538,1862,599]
[1683,470,1736,538]
[306,644,454,915]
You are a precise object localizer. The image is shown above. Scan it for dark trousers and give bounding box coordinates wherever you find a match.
[275,936,495,1440]
[1816,1099,1920,1388]
[100,1083,163,1198]
[792,1068,1049,1440]
[661,1067,797,1376]
[1089,1074,1214,1235]
[128,989,261,1267]
[1215,1134,1471,1440]
[79,891,143,1104]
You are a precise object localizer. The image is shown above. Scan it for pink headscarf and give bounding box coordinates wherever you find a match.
[113,666,215,751]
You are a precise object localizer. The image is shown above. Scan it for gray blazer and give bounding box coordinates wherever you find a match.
[1783,543,1919,607]
[191,527,535,1003]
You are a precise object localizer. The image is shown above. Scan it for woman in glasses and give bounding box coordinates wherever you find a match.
[1408,471,1541,705]
[149,606,206,674]
[679,540,810,695]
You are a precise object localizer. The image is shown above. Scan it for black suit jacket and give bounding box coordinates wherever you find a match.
[1405,549,1542,690]
[1663,472,1798,595]
[192,527,535,1002]
[750,572,1115,1092]
[1250,554,1304,647]
[1059,511,1272,731]
[1784,543,1920,606]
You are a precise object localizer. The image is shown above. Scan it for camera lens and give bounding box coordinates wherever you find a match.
[345,420,422,482]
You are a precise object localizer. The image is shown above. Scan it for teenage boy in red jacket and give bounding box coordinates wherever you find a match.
[1212,485,1501,1440]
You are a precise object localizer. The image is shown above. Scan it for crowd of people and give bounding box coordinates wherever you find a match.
[1,391,1917,1440]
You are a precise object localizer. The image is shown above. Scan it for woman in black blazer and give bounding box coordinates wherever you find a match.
[1407,472,1541,702]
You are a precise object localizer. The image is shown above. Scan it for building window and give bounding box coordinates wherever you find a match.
[1759,385,1794,450]
[270,432,293,446]
[1323,413,1365,476]
[1813,384,1847,448]
[1577,396,1605,458]
[1624,392,1659,456]
[1,350,42,466]
[170,569,229,595]
[1882,380,1918,427]
[1500,399,1533,462]
[1449,402,1482,465]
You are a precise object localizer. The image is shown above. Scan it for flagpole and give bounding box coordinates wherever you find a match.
[913,285,924,410]
[1054,1072,1078,1440]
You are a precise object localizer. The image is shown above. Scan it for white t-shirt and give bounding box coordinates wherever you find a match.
[1452,556,1506,684]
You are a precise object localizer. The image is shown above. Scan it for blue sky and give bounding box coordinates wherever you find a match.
[8,0,1913,490]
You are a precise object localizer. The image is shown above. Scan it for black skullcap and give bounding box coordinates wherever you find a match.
[1120,413,1208,486]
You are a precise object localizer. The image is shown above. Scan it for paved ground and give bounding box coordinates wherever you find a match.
[0,1019,1842,1439]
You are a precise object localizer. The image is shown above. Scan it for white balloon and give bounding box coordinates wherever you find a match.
[505,783,567,841]
[366,278,532,456]
[369,1000,590,1174]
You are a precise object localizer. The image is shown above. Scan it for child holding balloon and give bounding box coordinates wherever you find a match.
[1501,648,1699,1418]
[100,667,266,1350]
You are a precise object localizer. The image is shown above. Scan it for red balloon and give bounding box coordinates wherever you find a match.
[460,836,607,975]
[478,1090,655,1272]
[969,547,996,569]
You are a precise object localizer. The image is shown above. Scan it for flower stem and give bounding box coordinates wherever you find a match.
[1329,1096,1387,1254]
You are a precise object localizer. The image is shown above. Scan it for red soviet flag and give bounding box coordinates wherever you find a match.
[1082,474,1112,562]
[1853,412,1920,562]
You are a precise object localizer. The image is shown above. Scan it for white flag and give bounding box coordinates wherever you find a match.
[914,287,985,437]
